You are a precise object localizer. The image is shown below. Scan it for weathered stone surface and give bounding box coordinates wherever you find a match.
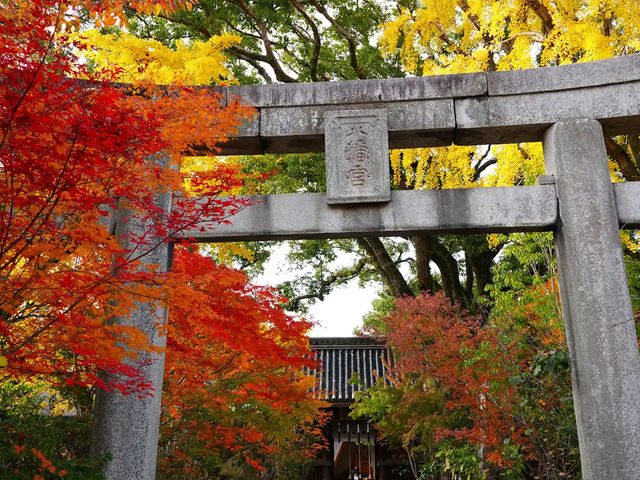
[218,113,262,155]
[535,174,556,185]
[487,54,640,95]
[258,99,454,154]
[325,109,390,204]
[614,181,640,229]
[180,185,558,242]
[91,157,173,480]
[455,81,640,145]
[226,72,486,108]
[543,119,640,480]
[215,54,640,155]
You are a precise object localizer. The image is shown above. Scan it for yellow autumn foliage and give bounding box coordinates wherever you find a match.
[381,0,640,76]
[201,242,256,266]
[381,0,639,250]
[78,30,240,85]
[382,0,640,192]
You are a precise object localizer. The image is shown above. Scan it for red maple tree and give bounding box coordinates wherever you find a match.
[0,0,253,394]
[2,2,325,475]
[364,292,529,467]
[159,248,325,475]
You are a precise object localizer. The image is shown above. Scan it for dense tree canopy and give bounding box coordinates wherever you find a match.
[0,0,254,394]
[123,0,639,315]
[353,235,583,479]
[110,2,640,478]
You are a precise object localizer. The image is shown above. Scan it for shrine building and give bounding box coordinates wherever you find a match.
[305,337,404,480]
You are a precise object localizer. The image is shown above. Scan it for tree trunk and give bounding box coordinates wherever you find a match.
[411,234,434,293]
[357,238,413,297]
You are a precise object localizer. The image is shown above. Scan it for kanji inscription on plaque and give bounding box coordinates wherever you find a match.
[325,109,390,204]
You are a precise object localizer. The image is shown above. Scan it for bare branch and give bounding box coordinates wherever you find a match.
[289,0,322,81]
[310,0,366,79]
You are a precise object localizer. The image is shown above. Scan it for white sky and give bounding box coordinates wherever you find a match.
[254,243,380,337]
[306,283,379,336]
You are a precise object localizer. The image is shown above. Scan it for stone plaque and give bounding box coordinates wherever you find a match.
[325,109,390,204]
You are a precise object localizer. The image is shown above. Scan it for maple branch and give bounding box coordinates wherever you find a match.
[8,280,102,355]
[0,118,79,271]
[0,34,54,149]
[0,173,16,259]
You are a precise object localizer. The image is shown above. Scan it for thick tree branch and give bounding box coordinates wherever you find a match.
[231,0,298,83]
[429,238,467,307]
[310,0,366,78]
[239,54,275,84]
[603,13,613,37]
[464,251,474,300]
[289,257,369,303]
[524,0,554,34]
[472,158,498,182]
[456,0,496,71]
[411,234,433,293]
[605,137,640,181]
[289,0,322,82]
[627,135,640,165]
[357,238,412,297]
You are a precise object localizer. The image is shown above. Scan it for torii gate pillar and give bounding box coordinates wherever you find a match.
[91,170,173,480]
[543,119,640,479]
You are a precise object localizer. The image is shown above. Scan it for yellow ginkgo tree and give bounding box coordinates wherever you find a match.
[378,0,640,290]
[382,0,640,191]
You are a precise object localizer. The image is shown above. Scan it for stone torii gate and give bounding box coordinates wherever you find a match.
[92,54,640,480]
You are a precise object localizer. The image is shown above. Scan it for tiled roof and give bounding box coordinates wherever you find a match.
[307,337,390,403]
